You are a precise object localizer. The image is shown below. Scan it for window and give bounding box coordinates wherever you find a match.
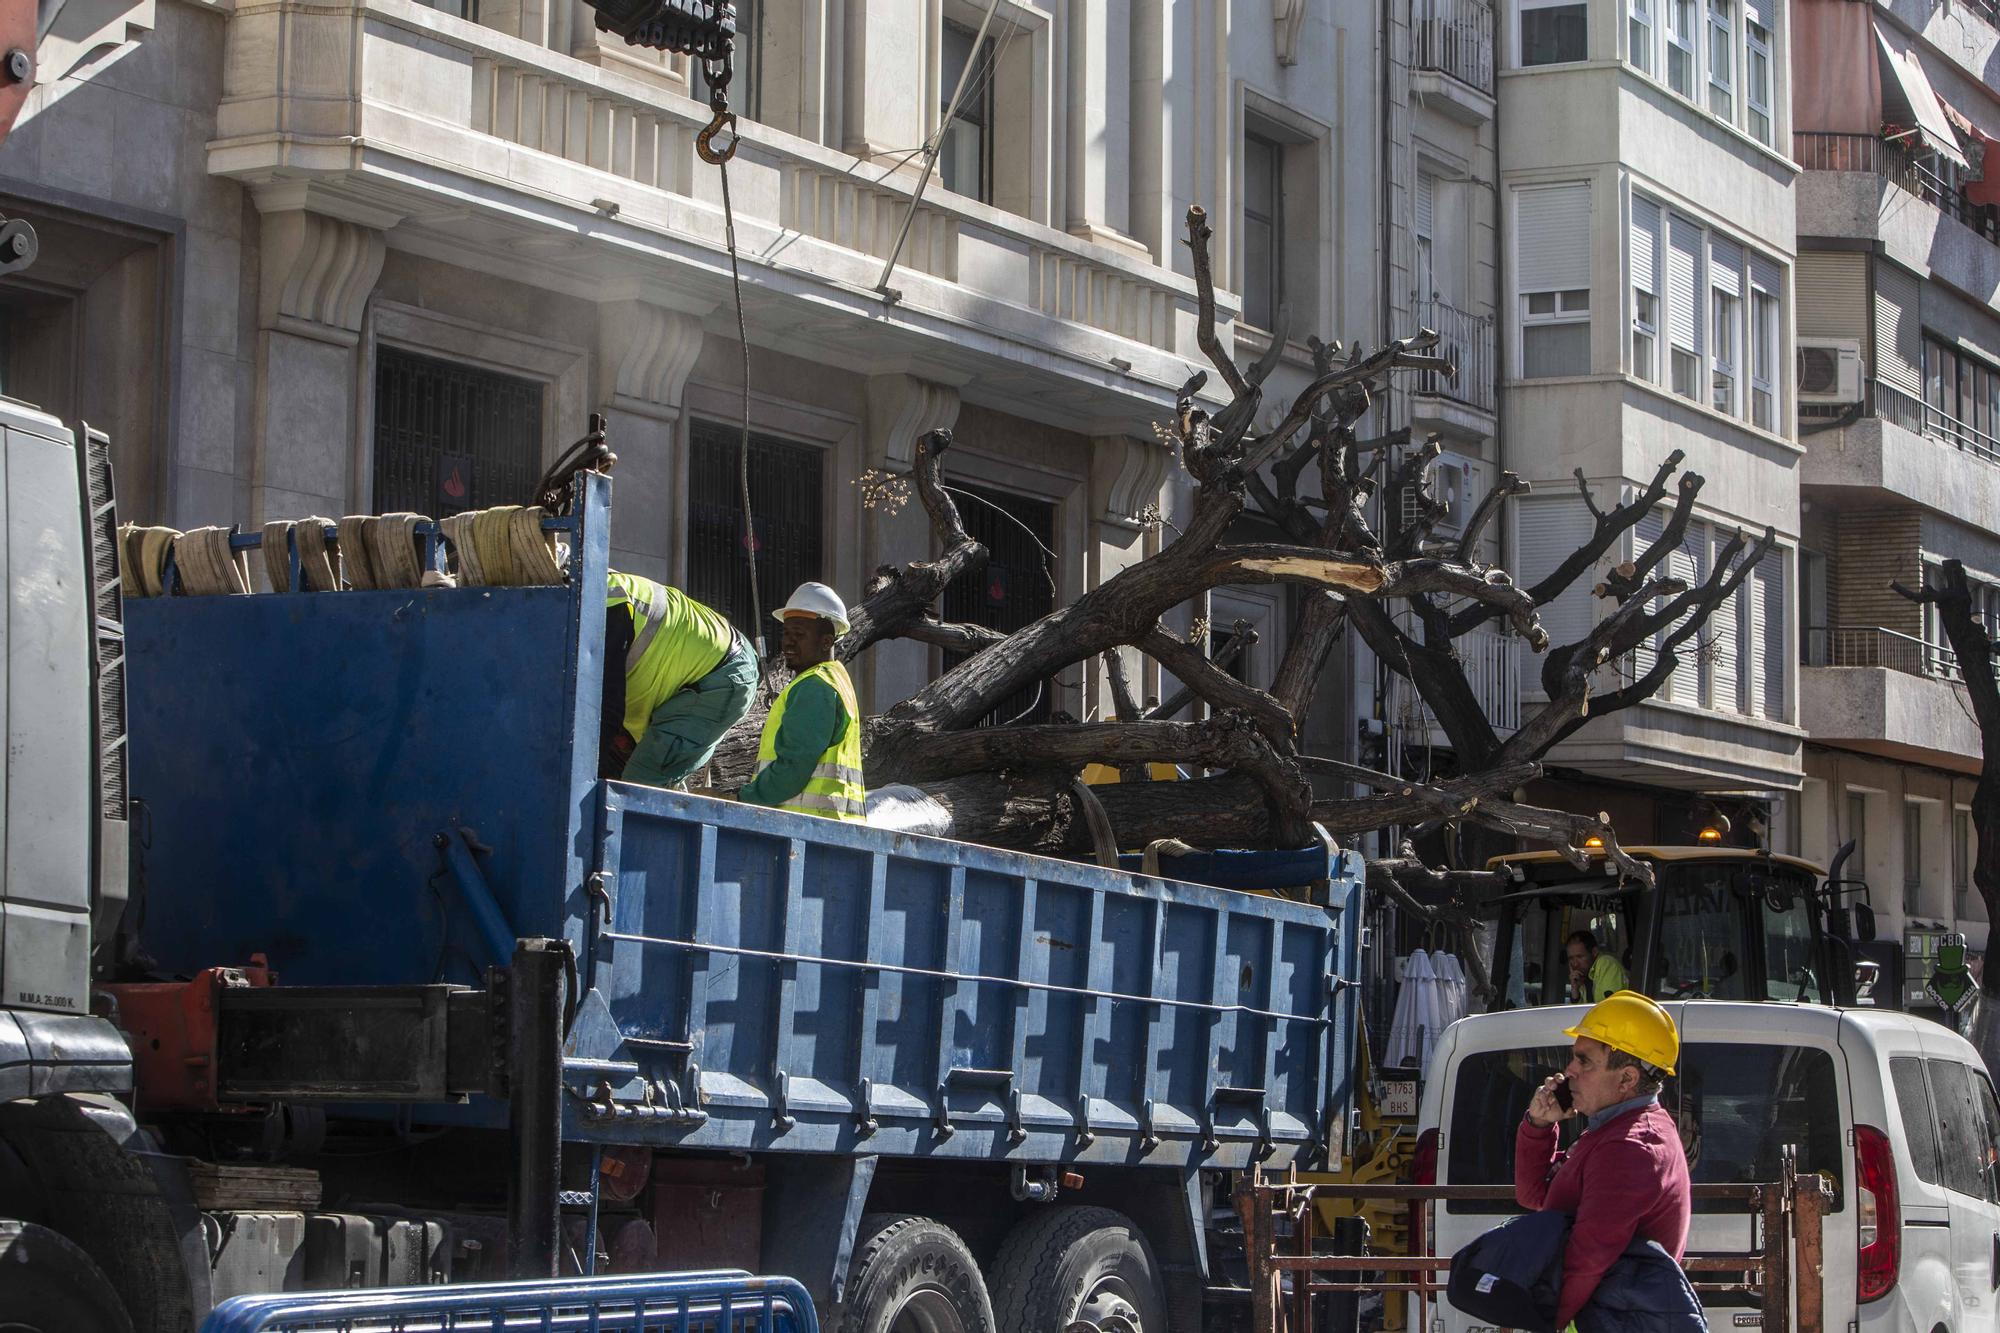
[1242,131,1284,331]
[1905,800,1924,915]
[1710,236,1742,416]
[942,484,1058,725]
[1955,809,1972,917]
[1415,171,1437,302]
[1516,184,1592,378]
[1749,283,1779,429]
[1847,791,1869,875]
[1705,0,1734,119]
[939,19,994,202]
[1666,213,1703,399]
[687,420,824,638]
[373,347,545,516]
[1921,335,2000,457]
[1656,864,1750,999]
[1891,1056,1943,1185]
[1631,196,1662,382]
[1666,0,1696,96]
[1926,1060,2000,1202]
[1522,0,1587,64]
[1764,885,1817,999]
[1629,0,1655,74]
[1745,12,1773,144]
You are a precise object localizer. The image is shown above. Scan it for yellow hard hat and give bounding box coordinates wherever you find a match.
[1564,990,1679,1076]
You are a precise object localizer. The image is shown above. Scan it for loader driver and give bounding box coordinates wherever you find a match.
[602,571,760,788]
[738,582,866,821]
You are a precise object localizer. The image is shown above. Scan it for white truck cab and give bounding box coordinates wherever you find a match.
[1421,1002,2000,1333]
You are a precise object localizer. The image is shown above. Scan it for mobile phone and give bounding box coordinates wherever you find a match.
[1553,1077,1575,1112]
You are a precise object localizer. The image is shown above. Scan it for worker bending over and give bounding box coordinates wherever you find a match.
[738,582,865,821]
[603,571,759,787]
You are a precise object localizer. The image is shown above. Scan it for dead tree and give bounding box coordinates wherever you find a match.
[712,206,1766,891]
[1895,563,2000,1068]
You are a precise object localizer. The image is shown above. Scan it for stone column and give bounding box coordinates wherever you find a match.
[596,301,708,580]
[842,0,928,161]
[1065,0,1142,252]
[1087,432,1172,716]
[862,373,960,712]
[250,206,391,523]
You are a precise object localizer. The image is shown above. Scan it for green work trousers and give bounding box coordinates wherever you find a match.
[625,638,759,787]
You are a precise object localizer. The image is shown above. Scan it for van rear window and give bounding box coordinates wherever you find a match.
[1445,1043,1845,1214]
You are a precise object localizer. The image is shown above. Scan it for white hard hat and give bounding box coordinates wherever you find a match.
[772,581,850,634]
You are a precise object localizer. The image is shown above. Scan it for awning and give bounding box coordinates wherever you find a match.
[1939,98,2000,201]
[1875,20,1972,170]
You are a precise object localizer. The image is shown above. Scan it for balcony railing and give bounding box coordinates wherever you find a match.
[1801,376,2000,467]
[1793,131,2000,245]
[1803,624,1961,680]
[1412,298,1497,413]
[1413,0,1495,93]
[1384,622,1520,739]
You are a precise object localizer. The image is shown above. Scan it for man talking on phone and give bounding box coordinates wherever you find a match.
[1515,991,1691,1330]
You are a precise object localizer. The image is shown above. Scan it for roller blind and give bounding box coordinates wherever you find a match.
[1665,524,1706,704]
[1714,544,1744,714]
[1513,494,1598,662]
[1796,251,1866,340]
[1667,213,1703,351]
[1748,251,1782,299]
[1875,261,1923,395]
[1756,548,1786,720]
[1517,184,1592,291]
[1632,507,1666,681]
[1631,196,1662,295]
[1710,236,1744,297]
[1416,171,1436,239]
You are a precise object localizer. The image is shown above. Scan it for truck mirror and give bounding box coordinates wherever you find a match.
[1852,902,1877,943]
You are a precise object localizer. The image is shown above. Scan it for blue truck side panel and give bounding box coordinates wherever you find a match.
[123,475,1360,1171]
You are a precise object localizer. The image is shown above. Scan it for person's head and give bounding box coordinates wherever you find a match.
[780,613,838,671]
[772,582,850,673]
[1560,990,1678,1115]
[1565,929,1600,974]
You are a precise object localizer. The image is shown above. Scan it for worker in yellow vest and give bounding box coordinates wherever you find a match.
[738,582,865,821]
[603,571,759,787]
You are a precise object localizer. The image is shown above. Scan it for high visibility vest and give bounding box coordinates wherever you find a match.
[756,660,866,821]
[606,571,735,741]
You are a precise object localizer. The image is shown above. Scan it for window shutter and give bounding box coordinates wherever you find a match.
[1665,524,1706,704]
[1744,0,1772,28]
[1517,184,1592,292]
[1748,250,1781,299]
[1416,171,1436,240]
[1710,235,1743,298]
[1667,213,1703,351]
[1713,541,1744,714]
[1513,494,1598,664]
[1631,196,1661,295]
[1757,548,1786,719]
[1632,507,1666,680]
[1875,261,1923,395]
[1796,251,1866,339]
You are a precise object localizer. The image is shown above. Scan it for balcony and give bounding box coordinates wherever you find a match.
[1794,132,2000,244]
[1793,131,2000,305]
[1411,0,1495,123]
[1799,625,1983,770]
[1409,298,1497,436]
[209,0,1209,432]
[1383,622,1520,748]
[1799,377,2000,529]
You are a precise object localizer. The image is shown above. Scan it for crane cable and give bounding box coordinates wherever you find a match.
[694,34,765,665]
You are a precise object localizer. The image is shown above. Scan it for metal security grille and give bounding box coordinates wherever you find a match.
[942,484,1056,725]
[372,347,544,516]
[687,419,824,639]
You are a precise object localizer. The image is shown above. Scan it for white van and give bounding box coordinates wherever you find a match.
[1420,1002,2000,1333]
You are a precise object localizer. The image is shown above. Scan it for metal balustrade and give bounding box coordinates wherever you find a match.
[1412,0,1495,92]
[1803,624,1961,680]
[1412,298,1497,413]
[1793,132,2000,244]
[1801,377,2000,467]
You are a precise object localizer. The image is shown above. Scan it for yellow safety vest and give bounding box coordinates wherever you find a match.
[756,660,866,821]
[606,571,736,741]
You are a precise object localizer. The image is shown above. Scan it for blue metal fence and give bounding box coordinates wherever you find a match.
[199,1271,819,1333]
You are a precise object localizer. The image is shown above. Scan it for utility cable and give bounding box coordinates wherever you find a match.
[718,153,764,663]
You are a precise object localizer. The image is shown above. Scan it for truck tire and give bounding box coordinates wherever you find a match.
[989,1205,1165,1333]
[832,1212,996,1333]
[0,1220,135,1333]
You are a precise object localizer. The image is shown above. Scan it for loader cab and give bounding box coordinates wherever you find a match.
[1484,847,1846,1010]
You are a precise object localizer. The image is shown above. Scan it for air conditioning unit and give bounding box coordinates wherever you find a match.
[1400,450,1476,535]
[1797,337,1865,404]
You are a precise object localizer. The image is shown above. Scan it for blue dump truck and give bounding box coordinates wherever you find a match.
[0,444,1363,1333]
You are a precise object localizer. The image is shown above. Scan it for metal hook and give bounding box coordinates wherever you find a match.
[697,109,739,164]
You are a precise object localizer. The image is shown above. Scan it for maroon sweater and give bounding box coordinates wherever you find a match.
[1514,1100,1692,1326]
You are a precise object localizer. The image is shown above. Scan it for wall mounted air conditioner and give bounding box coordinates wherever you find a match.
[1796,337,1865,404]
[1400,450,1476,535]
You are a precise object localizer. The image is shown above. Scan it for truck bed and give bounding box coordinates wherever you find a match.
[123,476,1360,1170]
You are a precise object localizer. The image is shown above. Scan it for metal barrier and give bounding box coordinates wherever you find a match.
[198,1270,820,1333]
[1235,1154,1832,1333]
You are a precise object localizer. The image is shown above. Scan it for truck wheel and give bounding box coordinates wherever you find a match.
[0,1220,135,1333]
[833,1212,996,1333]
[988,1205,1165,1333]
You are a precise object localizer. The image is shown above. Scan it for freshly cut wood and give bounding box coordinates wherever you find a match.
[187,1161,322,1211]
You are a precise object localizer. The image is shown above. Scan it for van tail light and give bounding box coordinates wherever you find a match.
[1856,1124,1900,1302]
[1412,1128,1439,1186]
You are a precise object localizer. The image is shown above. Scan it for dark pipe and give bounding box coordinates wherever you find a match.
[508,938,567,1277]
